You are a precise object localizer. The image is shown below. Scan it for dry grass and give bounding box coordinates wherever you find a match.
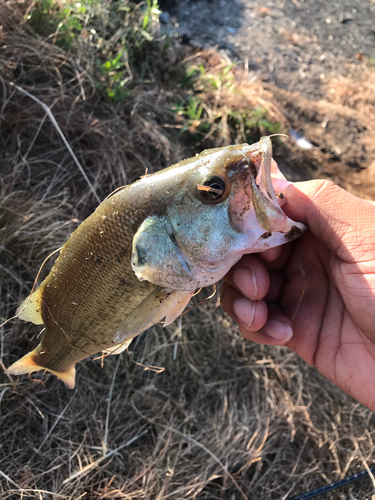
[326,67,375,121]
[1,2,375,499]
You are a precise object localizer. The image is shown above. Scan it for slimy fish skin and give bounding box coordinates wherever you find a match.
[6,137,306,388]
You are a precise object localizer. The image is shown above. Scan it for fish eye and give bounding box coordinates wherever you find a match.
[197,176,229,204]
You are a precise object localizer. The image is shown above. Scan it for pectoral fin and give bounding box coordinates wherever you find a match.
[163,291,193,326]
[113,287,192,343]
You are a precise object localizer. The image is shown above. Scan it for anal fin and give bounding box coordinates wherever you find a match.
[6,350,76,389]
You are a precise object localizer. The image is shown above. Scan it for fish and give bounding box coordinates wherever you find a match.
[6,136,306,388]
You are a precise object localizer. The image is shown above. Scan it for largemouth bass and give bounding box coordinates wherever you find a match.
[6,137,305,388]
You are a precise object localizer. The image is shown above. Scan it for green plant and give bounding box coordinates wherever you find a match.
[27,0,99,48]
[143,0,161,30]
[96,49,134,103]
[182,62,236,92]
[174,59,283,146]
[173,96,211,143]
[25,0,167,104]
[231,107,282,142]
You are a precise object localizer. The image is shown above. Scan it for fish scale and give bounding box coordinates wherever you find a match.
[37,188,156,370]
[6,137,306,388]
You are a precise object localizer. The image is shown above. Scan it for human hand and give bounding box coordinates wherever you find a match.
[221,180,375,411]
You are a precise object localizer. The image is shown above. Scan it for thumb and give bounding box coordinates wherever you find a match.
[281,179,375,263]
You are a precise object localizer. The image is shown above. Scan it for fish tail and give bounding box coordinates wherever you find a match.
[6,349,76,389]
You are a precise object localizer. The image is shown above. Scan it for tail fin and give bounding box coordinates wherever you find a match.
[6,350,76,389]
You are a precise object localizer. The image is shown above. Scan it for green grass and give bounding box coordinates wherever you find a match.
[26,0,283,134]
[27,0,165,103]
[174,60,284,146]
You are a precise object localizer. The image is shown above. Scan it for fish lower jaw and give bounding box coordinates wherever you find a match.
[238,221,306,254]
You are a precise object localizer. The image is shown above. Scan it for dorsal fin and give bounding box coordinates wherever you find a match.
[17,285,44,325]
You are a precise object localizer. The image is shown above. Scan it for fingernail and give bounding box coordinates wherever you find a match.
[234,267,257,300]
[233,297,255,327]
[264,319,293,342]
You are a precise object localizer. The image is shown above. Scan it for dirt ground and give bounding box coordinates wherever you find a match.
[161,0,375,198]
[162,0,375,99]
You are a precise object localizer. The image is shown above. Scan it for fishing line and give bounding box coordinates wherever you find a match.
[40,300,92,356]
[97,168,151,210]
[126,345,165,374]
[27,372,46,389]
[287,466,375,500]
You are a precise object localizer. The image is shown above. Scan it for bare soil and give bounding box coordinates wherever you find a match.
[162,0,375,198]
[163,0,375,98]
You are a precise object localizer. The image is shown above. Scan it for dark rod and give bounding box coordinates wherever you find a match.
[287,466,375,500]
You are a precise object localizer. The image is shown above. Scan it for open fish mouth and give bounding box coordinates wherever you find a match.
[229,136,306,243]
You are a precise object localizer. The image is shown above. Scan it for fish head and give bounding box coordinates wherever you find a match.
[132,137,306,290]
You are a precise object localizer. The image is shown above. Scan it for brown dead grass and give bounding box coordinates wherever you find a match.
[1,2,375,500]
[327,69,375,118]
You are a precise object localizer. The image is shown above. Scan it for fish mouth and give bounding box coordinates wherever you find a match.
[233,137,306,236]
[241,137,290,233]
